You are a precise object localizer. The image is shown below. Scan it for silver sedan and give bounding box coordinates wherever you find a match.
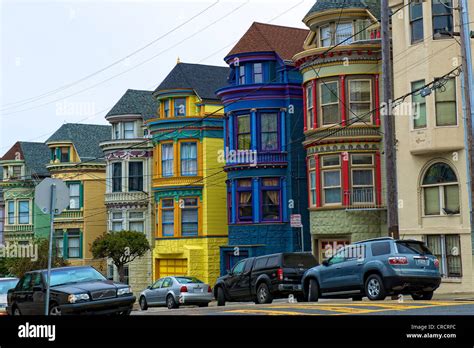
[139,276,213,310]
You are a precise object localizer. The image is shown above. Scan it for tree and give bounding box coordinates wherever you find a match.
[91,231,150,283]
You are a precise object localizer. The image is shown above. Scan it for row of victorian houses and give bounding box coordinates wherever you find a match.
[0,0,472,293]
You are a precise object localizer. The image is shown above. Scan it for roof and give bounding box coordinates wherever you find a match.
[0,141,50,177]
[154,63,230,101]
[305,0,381,20]
[47,123,111,162]
[106,89,158,120]
[226,22,309,61]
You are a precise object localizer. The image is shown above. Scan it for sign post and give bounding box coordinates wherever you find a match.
[290,214,304,252]
[35,178,70,315]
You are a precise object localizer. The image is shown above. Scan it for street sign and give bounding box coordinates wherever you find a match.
[35,178,70,215]
[290,214,302,228]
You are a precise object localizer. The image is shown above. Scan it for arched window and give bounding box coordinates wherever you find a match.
[422,163,459,216]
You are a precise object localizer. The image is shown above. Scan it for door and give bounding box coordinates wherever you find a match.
[147,278,164,305]
[14,273,33,315]
[156,277,173,304]
[342,245,366,290]
[318,249,346,292]
[225,260,248,300]
[156,259,187,279]
[30,272,46,315]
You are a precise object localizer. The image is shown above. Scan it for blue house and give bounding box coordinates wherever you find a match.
[216,22,311,273]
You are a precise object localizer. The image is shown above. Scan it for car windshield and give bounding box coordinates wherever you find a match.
[396,241,433,255]
[175,277,203,284]
[0,279,18,294]
[283,254,318,268]
[47,267,106,286]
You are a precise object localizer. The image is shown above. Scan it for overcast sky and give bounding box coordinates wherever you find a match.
[0,0,312,152]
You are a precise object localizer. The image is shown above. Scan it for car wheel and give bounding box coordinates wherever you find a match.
[216,287,226,307]
[352,296,363,301]
[256,283,273,304]
[49,303,62,316]
[198,303,209,308]
[411,291,434,301]
[307,279,319,302]
[365,274,386,301]
[12,305,21,316]
[166,295,178,309]
[139,296,148,311]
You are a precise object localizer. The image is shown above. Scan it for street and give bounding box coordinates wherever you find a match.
[132,298,474,316]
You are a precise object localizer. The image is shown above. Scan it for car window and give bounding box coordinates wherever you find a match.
[328,249,346,265]
[152,279,164,289]
[283,254,318,268]
[266,256,280,268]
[175,277,203,284]
[371,242,391,256]
[396,241,433,255]
[232,260,245,275]
[32,273,43,288]
[20,274,33,291]
[254,258,267,270]
[243,259,254,273]
[345,245,366,261]
[162,278,173,288]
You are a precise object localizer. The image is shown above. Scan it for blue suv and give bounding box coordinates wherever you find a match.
[302,238,441,302]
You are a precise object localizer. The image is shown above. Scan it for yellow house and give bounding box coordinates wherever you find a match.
[147,62,230,285]
[46,123,111,273]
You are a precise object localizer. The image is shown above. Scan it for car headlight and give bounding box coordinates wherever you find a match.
[68,293,90,303]
[117,287,131,296]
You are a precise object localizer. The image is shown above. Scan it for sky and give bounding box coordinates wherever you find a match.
[0,0,313,152]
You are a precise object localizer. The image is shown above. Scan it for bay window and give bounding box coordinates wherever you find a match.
[237,115,251,150]
[18,201,29,224]
[306,83,314,129]
[68,183,81,210]
[432,0,453,36]
[412,80,427,128]
[308,157,317,206]
[124,122,135,139]
[60,147,69,162]
[129,211,144,232]
[435,78,457,126]
[161,143,174,177]
[112,163,122,192]
[162,199,175,237]
[261,178,280,221]
[253,63,263,83]
[422,162,459,216]
[260,113,278,151]
[410,1,424,43]
[335,22,353,44]
[350,154,375,204]
[237,179,252,222]
[239,65,246,85]
[111,212,123,232]
[181,198,198,237]
[7,201,14,224]
[320,25,332,47]
[174,98,186,116]
[320,81,340,125]
[348,80,372,122]
[322,155,341,205]
[11,165,22,179]
[129,162,143,192]
[164,99,170,117]
[68,229,81,258]
[181,142,198,176]
[426,234,462,277]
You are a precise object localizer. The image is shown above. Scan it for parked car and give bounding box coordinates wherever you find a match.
[7,266,135,315]
[302,237,441,302]
[139,276,213,310]
[214,252,318,306]
[0,278,19,315]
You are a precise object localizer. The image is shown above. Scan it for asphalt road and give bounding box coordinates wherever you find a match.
[132,298,474,316]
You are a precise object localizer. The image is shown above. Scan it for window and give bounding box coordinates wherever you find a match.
[11,166,21,179]
[67,229,81,258]
[174,98,186,116]
[55,230,64,258]
[435,78,457,126]
[181,142,197,176]
[260,113,278,151]
[129,211,144,232]
[232,260,245,275]
[7,201,14,224]
[412,80,427,128]
[161,143,174,177]
[410,1,424,43]
[426,235,462,277]
[306,83,314,129]
[237,179,252,222]
[308,157,317,206]
[124,122,135,139]
[181,198,198,237]
[351,154,374,204]
[19,273,33,291]
[164,99,170,118]
[371,242,391,256]
[422,163,459,216]
[68,183,81,210]
[162,199,174,237]
[112,163,122,192]
[329,248,346,265]
[322,155,341,205]
[129,162,143,192]
[432,0,453,36]
[239,65,246,84]
[348,80,372,123]
[18,201,29,224]
[320,25,332,47]
[113,124,120,140]
[320,81,340,125]
[261,178,280,222]
[335,22,353,44]
[111,212,123,232]
[60,148,69,162]
[253,63,263,83]
[237,115,251,150]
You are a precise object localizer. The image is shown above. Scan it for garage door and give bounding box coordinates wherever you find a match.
[155,259,187,279]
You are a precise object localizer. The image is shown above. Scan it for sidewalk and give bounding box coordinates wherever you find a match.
[434,292,474,301]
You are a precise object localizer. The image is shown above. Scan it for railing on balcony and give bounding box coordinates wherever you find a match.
[55,210,84,220]
[4,224,34,232]
[226,152,288,167]
[344,188,385,210]
[153,176,204,187]
[105,191,149,203]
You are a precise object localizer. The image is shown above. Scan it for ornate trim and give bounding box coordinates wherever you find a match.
[105,150,152,161]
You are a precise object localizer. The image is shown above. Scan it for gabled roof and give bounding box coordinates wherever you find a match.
[226,22,309,61]
[106,89,158,120]
[0,141,50,177]
[305,0,381,20]
[154,63,230,101]
[46,123,111,162]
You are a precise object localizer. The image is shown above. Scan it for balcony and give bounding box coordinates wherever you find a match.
[344,188,385,211]
[54,210,84,221]
[409,127,464,155]
[4,224,34,233]
[105,191,149,204]
[226,152,288,168]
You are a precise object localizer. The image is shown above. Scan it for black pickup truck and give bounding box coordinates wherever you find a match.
[213,252,317,305]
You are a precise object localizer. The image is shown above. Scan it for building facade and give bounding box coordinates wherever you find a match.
[100,89,157,291]
[0,142,51,244]
[389,0,474,292]
[216,22,311,272]
[46,124,111,272]
[147,62,229,285]
[293,1,386,262]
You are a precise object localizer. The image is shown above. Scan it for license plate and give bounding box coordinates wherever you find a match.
[194,288,203,293]
[416,259,429,266]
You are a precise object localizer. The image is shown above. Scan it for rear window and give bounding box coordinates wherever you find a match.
[396,241,433,255]
[254,258,268,270]
[371,242,391,256]
[175,277,203,284]
[282,254,317,268]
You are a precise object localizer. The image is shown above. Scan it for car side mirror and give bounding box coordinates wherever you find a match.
[147,285,152,289]
[322,260,329,267]
[226,269,231,275]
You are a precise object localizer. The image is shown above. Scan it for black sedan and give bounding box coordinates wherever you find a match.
[7,266,136,315]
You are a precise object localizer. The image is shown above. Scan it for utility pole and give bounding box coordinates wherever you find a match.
[381,0,399,239]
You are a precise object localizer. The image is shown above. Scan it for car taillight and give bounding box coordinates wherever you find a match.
[388,256,408,265]
[207,286,212,293]
[180,286,188,292]
[277,268,284,281]
[434,258,440,268]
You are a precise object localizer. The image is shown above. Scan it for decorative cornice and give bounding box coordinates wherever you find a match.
[105,150,152,161]
[154,188,203,202]
[306,142,380,155]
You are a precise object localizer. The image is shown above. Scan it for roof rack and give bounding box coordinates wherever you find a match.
[352,237,394,244]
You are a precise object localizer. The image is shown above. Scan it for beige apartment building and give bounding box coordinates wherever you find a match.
[389,0,474,293]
